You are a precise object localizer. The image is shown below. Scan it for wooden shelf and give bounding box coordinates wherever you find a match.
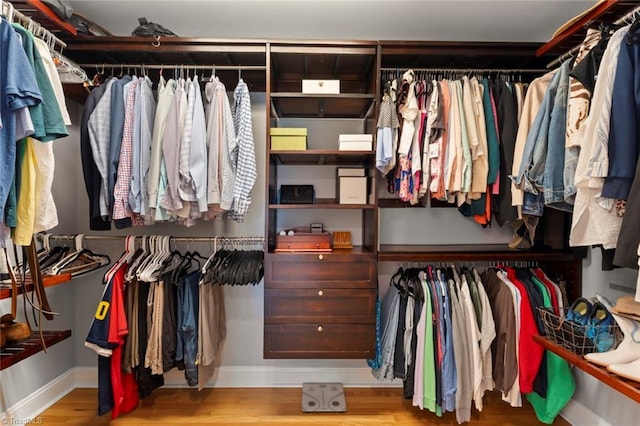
[533,335,640,404]
[267,246,375,255]
[270,150,374,166]
[269,199,375,209]
[10,0,77,36]
[536,0,639,58]
[1,330,72,370]
[0,274,72,301]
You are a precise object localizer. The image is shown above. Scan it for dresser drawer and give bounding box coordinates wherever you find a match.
[264,324,375,359]
[265,288,376,323]
[265,252,375,289]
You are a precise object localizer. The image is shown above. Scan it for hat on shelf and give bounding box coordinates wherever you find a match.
[611,295,640,321]
[550,0,607,41]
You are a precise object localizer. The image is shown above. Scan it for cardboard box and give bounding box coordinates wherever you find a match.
[338,134,373,142]
[270,127,308,136]
[302,79,340,94]
[338,140,373,151]
[338,176,368,204]
[337,167,366,177]
[271,135,307,150]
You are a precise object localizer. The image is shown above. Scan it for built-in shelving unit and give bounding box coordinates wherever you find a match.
[1,330,72,370]
[0,274,72,300]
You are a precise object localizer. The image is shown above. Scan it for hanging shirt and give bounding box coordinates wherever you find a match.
[178,77,197,208]
[470,77,489,197]
[112,78,140,226]
[376,94,400,175]
[88,77,118,218]
[130,75,156,216]
[189,76,209,214]
[430,81,450,200]
[80,82,111,230]
[570,28,628,250]
[31,136,58,233]
[205,77,223,209]
[228,78,257,221]
[108,75,133,212]
[0,19,42,225]
[147,77,176,220]
[33,37,71,126]
[12,23,67,142]
[161,78,187,213]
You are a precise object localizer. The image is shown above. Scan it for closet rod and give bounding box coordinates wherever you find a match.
[379,67,546,73]
[546,4,640,69]
[79,63,266,71]
[1,1,67,50]
[38,234,264,243]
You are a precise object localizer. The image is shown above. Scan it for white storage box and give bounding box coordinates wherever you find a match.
[302,79,340,94]
[338,176,367,204]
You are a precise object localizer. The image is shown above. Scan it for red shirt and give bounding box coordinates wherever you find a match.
[505,268,544,394]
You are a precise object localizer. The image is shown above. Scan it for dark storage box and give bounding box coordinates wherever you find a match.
[275,232,332,252]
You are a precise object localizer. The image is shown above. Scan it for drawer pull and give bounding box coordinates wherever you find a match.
[317,325,323,332]
[318,254,324,260]
[318,290,324,296]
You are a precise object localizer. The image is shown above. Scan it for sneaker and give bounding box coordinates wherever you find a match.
[587,302,616,352]
[566,298,593,326]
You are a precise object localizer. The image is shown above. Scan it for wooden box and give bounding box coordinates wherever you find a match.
[275,232,332,252]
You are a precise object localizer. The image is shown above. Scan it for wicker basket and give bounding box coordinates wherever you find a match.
[537,307,622,356]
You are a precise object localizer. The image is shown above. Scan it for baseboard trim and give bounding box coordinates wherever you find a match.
[561,398,613,426]
[0,369,76,424]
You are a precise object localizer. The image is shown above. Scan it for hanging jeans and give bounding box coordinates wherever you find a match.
[176,270,201,386]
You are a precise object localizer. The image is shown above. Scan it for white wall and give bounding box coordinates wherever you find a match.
[0,103,81,411]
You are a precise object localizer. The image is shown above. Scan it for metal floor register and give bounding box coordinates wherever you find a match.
[301,382,347,412]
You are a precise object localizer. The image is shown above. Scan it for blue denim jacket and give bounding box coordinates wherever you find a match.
[544,61,573,212]
[512,62,571,216]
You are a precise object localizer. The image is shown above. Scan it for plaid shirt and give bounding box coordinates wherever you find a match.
[112,78,139,221]
[228,79,256,222]
[88,77,117,217]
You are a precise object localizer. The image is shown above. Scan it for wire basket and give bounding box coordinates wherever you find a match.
[537,307,622,356]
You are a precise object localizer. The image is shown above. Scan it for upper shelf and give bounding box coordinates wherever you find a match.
[10,0,77,36]
[380,41,553,69]
[270,41,377,119]
[536,0,640,57]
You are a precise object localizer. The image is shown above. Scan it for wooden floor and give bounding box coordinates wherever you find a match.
[38,387,570,425]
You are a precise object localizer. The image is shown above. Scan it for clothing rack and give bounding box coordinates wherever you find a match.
[1,0,67,50]
[38,234,264,245]
[546,4,640,69]
[380,67,546,74]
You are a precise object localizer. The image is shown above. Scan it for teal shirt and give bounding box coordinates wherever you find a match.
[12,24,68,142]
[481,78,500,184]
[527,275,575,424]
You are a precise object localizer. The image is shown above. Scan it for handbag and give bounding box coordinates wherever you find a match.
[131,17,178,37]
[279,185,315,204]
